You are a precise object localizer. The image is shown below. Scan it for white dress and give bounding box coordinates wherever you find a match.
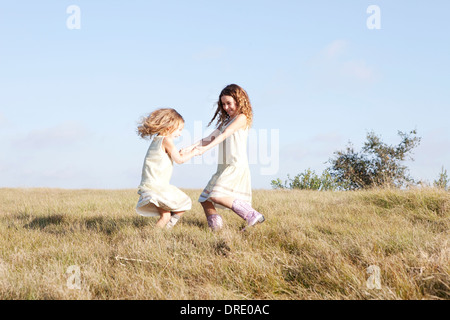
[198,117,252,208]
[136,136,192,216]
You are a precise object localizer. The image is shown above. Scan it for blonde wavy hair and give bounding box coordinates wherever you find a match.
[208,84,253,129]
[137,108,184,139]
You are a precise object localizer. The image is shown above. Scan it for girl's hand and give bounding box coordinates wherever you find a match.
[180,145,196,155]
[194,146,206,156]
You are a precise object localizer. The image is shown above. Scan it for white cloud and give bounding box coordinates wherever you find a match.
[192,46,226,61]
[11,122,90,149]
[281,132,344,162]
[307,39,379,86]
[341,59,377,82]
[0,112,7,127]
[311,131,344,145]
[322,39,348,60]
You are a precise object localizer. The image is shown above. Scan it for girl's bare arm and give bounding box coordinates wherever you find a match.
[180,128,221,154]
[195,114,247,154]
[163,137,199,164]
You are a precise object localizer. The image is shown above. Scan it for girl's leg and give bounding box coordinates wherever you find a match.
[155,207,171,228]
[172,211,184,218]
[201,200,219,217]
[201,201,223,231]
[208,196,234,209]
[165,211,184,229]
[210,196,265,229]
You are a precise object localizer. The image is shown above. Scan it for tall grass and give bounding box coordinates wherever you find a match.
[0,187,448,299]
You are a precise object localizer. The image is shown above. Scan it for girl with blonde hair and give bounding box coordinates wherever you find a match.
[136,108,199,228]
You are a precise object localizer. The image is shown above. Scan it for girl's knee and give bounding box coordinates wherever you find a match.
[201,200,214,207]
[172,211,184,217]
[155,211,171,228]
[201,200,217,215]
[159,211,171,221]
[209,197,219,204]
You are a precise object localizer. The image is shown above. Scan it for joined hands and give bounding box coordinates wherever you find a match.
[179,146,205,156]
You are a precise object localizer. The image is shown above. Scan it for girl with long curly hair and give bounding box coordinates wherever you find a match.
[182,84,265,231]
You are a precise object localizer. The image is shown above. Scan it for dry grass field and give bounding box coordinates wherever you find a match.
[0,187,448,299]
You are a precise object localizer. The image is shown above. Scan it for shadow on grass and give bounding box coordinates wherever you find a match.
[24,214,65,229]
[22,214,152,235]
[84,216,153,235]
[181,218,206,229]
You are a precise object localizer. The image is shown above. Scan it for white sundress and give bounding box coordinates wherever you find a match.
[198,117,252,209]
[136,136,192,216]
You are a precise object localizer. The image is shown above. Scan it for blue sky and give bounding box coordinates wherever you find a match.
[1,0,449,189]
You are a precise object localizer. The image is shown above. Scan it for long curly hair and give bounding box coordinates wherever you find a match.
[208,84,253,129]
[137,108,184,139]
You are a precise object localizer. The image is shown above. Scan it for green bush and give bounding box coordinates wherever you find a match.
[271,168,342,191]
[434,166,449,191]
[273,129,422,191]
[327,130,421,190]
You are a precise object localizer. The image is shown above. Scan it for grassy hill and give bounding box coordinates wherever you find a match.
[0,187,448,299]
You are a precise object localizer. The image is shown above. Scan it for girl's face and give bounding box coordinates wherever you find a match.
[169,122,184,138]
[221,95,238,118]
